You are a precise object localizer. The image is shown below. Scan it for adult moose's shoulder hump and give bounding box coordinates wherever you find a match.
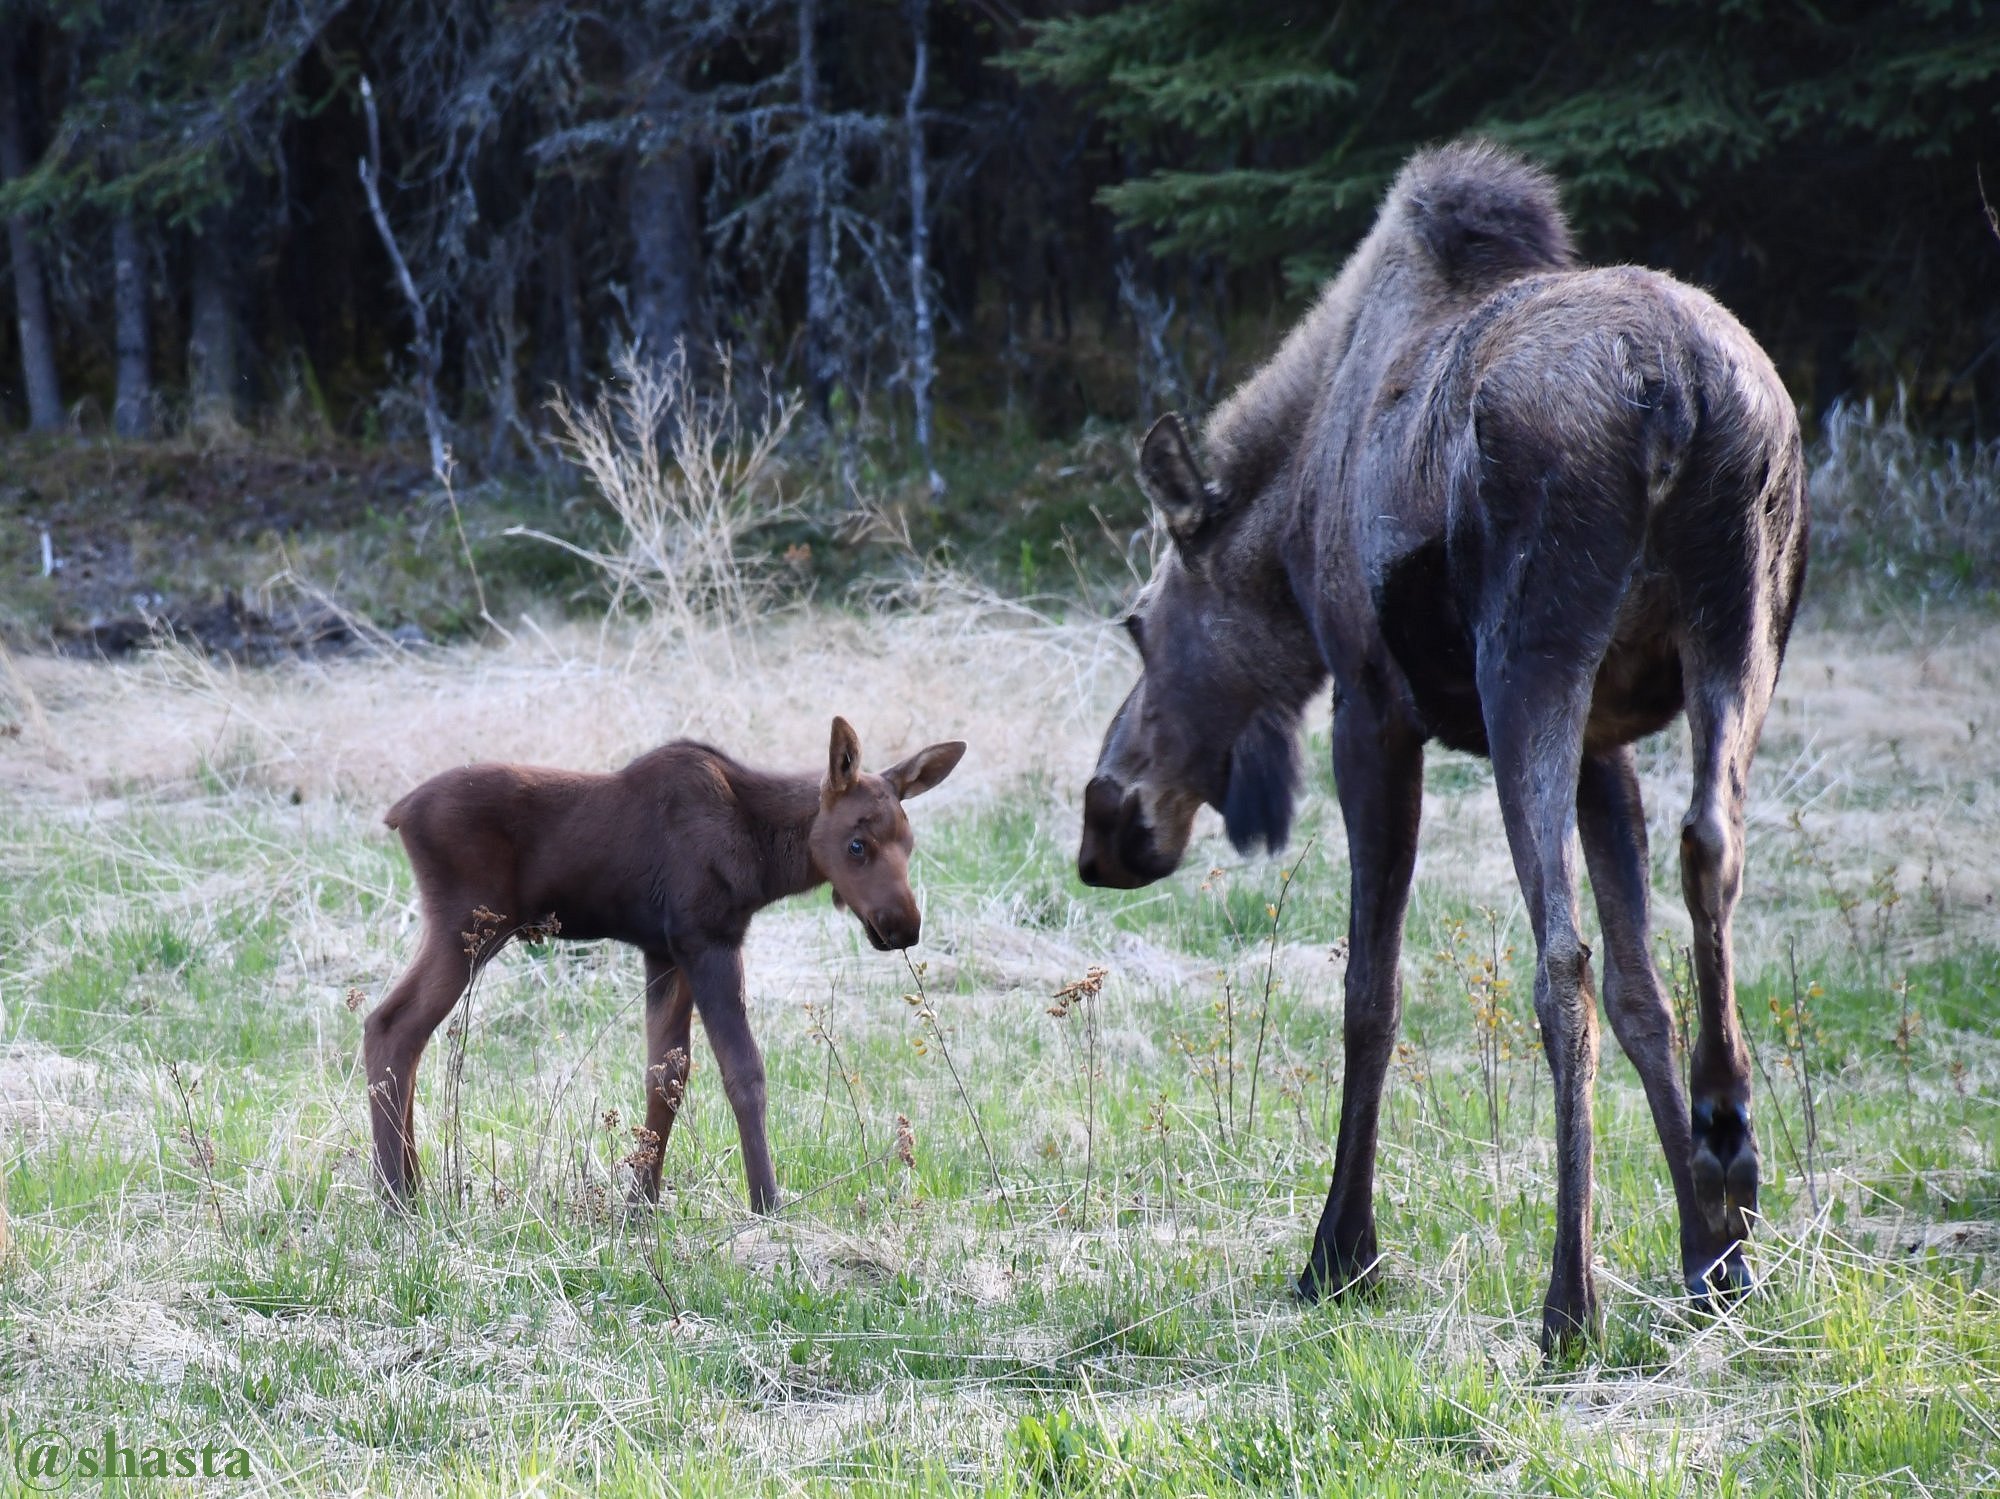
[1077,138,1807,1351]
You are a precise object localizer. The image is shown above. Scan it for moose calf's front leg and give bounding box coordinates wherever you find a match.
[1578,749,1713,1304]
[683,945,779,1213]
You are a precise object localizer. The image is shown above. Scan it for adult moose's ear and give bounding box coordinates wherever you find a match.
[1137,413,1220,547]
[824,716,863,805]
[882,740,967,801]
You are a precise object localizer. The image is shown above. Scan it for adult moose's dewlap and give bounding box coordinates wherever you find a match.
[363,717,966,1213]
[1076,139,1807,1352]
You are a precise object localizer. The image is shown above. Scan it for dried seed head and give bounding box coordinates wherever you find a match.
[344,986,366,1013]
[894,1114,916,1169]
[622,1126,663,1171]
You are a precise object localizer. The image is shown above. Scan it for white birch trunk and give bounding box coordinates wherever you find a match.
[905,0,941,496]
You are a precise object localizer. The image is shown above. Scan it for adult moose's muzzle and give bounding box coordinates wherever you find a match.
[1077,774,1180,889]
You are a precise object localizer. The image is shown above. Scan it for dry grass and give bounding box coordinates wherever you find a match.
[0,591,1128,812]
[1811,393,2000,588]
[1,593,1996,1494]
[525,345,804,637]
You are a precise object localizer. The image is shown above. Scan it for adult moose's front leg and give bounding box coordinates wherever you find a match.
[681,944,779,1213]
[1300,699,1423,1302]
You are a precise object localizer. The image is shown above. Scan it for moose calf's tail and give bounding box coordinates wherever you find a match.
[384,789,417,831]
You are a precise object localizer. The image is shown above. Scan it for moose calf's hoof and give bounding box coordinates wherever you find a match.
[1689,1096,1759,1243]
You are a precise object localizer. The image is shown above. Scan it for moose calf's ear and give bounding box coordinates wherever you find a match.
[1138,412,1218,543]
[883,740,967,801]
[825,716,863,803]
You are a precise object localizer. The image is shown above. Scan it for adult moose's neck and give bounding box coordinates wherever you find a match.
[724,763,828,906]
[1187,305,1347,720]
[1200,230,1385,524]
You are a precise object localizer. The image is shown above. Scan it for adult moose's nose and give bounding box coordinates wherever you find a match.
[1078,774,1128,887]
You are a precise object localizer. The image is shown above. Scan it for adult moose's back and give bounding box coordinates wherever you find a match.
[1076,140,1807,1349]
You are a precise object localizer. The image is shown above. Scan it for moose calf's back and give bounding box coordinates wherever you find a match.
[386,748,758,948]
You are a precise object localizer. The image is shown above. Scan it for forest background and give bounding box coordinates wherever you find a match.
[3,0,1997,635]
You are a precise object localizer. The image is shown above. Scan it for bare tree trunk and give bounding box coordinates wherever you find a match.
[483,249,536,468]
[628,72,704,372]
[112,210,154,438]
[905,0,941,496]
[188,213,241,429]
[800,0,838,415]
[0,38,61,431]
[554,210,585,396]
[357,77,448,478]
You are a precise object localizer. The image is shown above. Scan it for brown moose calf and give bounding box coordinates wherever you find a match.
[364,717,965,1210]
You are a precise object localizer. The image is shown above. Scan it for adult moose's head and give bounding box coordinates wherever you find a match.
[813,716,966,949]
[1077,412,1326,889]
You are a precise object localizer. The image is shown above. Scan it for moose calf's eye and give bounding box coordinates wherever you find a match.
[848,838,867,861]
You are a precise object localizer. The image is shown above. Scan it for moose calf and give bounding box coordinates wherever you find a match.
[364,717,966,1210]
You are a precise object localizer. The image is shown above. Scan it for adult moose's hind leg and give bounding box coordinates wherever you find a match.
[1483,651,1604,1351]
[632,952,694,1203]
[1300,697,1423,1302]
[362,928,477,1201]
[1578,748,1708,1297]
[1678,647,1779,1299]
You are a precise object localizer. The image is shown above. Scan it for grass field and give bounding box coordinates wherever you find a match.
[1,594,1996,1495]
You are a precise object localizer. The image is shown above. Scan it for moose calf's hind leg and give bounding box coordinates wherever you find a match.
[1482,664,1603,1351]
[632,955,694,1205]
[362,934,474,1202]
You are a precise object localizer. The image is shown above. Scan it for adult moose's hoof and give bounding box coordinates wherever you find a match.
[1685,1245,1754,1306]
[1295,1237,1383,1304]
[1689,1096,1759,1243]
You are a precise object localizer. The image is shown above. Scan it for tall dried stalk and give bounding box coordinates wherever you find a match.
[1049,966,1108,1225]
[521,344,802,642]
[904,955,1012,1224]
[1244,838,1314,1137]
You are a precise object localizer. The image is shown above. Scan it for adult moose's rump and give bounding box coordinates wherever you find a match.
[1076,140,1807,1350]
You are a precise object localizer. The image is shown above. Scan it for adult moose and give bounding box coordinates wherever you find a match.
[365,718,965,1212]
[1077,141,1806,1348]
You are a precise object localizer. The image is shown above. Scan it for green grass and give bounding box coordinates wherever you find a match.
[3,669,1998,1496]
